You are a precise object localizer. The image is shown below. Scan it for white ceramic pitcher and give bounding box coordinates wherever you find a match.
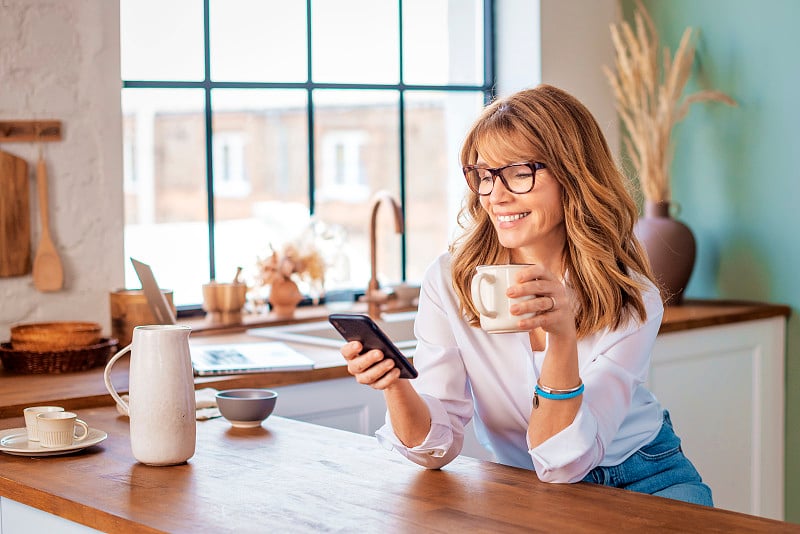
[104,325,196,466]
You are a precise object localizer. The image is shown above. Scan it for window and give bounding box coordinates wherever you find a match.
[121,0,494,307]
[213,132,249,198]
[319,131,368,202]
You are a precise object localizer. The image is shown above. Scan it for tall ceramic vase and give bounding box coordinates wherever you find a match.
[634,201,696,305]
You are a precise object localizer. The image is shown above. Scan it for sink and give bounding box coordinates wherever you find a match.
[248,311,417,352]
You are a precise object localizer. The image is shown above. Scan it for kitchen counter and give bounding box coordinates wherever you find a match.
[0,299,789,418]
[0,405,795,533]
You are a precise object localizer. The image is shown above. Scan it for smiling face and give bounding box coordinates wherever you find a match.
[475,144,566,267]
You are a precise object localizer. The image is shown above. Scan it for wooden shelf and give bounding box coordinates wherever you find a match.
[0,120,62,142]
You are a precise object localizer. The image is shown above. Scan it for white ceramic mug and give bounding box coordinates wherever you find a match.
[470,264,536,333]
[23,406,64,441]
[36,411,89,448]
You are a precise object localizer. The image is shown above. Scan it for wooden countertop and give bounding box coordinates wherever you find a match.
[660,299,790,333]
[0,300,790,418]
[0,405,794,533]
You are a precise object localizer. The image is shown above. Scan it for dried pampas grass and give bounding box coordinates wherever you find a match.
[604,0,736,203]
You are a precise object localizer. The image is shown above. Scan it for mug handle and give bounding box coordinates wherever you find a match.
[471,272,498,318]
[73,419,90,441]
[104,344,132,416]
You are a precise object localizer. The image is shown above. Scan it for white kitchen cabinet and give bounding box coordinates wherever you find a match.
[648,316,785,520]
[0,497,102,534]
[271,377,387,435]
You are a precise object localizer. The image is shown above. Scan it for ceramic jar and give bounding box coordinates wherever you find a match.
[634,200,696,305]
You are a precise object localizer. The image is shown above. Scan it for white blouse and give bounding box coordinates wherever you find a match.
[376,253,665,483]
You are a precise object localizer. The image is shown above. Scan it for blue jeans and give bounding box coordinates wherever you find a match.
[582,411,713,506]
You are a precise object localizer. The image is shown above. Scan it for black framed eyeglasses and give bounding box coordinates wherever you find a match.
[462,161,547,196]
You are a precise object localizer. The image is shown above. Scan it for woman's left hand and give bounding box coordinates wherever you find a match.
[506,264,576,338]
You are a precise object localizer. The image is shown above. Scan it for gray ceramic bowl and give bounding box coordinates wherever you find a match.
[215,389,278,428]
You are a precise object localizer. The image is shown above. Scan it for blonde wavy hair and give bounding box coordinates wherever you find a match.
[451,84,656,338]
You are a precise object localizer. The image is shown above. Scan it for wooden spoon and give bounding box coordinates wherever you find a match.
[32,150,64,292]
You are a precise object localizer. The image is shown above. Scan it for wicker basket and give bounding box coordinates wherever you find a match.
[10,321,102,351]
[0,338,118,374]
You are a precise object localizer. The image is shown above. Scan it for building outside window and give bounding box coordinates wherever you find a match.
[213,132,249,198]
[120,0,493,307]
[319,130,368,202]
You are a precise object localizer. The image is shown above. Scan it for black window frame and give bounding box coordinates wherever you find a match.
[122,0,496,308]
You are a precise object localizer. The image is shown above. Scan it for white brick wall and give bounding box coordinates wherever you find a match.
[0,0,124,339]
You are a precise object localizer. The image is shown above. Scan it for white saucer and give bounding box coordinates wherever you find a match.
[0,427,108,457]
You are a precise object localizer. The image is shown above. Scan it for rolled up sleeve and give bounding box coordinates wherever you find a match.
[529,409,600,482]
[375,394,459,468]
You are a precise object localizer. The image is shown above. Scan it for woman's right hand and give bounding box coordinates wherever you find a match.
[343,341,430,448]
[340,341,402,390]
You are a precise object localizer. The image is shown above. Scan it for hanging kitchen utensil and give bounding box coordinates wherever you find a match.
[0,148,31,277]
[32,142,64,292]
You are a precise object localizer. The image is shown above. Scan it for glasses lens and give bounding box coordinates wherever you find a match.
[501,164,534,193]
[465,169,494,195]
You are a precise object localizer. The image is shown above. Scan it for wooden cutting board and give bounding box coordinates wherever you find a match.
[0,148,31,277]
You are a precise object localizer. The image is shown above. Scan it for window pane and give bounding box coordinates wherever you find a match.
[211,89,309,288]
[312,1,399,84]
[210,0,307,82]
[404,91,486,282]
[120,0,204,81]
[314,90,400,291]
[122,89,209,306]
[403,0,485,85]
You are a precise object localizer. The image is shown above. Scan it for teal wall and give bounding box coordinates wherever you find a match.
[623,0,800,522]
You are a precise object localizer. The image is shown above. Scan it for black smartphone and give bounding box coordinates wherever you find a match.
[328,313,418,379]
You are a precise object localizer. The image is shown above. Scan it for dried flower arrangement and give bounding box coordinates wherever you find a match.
[604,0,736,203]
[255,242,326,292]
[253,219,345,304]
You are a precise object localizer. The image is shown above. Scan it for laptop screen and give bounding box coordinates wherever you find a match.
[130,258,177,325]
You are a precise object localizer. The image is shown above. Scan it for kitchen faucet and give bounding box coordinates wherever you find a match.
[364,191,404,319]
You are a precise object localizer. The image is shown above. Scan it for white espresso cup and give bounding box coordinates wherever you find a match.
[471,264,536,333]
[23,406,65,441]
[36,411,90,448]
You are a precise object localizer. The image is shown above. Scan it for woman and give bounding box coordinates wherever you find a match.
[340,84,712,506]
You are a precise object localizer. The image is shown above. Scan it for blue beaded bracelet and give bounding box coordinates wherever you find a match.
[532,382,584,409]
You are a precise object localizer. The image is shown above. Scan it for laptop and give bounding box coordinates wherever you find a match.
[189,342,314,376]
[130,258,315,376]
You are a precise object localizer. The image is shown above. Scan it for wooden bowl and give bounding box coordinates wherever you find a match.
[10,321,103,351]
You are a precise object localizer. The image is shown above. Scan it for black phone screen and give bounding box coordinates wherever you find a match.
[328,313,418,379]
